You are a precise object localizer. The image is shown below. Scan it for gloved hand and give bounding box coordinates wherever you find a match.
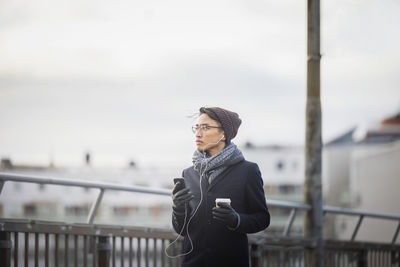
[172,182,194,215]
[212,202,239,229]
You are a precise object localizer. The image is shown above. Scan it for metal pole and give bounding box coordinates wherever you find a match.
[0,181,5,194]
[0,231,12,267]
[351,215,364,241]
[250,244,260,267]
[97,236,111,267]
[304,0,324,266]
[87,189,105,224]
[283,209,298,236]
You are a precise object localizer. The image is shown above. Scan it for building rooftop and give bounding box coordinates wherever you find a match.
[326,111,400,146]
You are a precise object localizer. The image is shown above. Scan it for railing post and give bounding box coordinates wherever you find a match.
[284,208,298,236]
[97,236,111,267]
[87,189,105,224]
[392,221,400,245]
[0,231,12,267]
[250,244,260,267]
[0,181,5,194]
[357,249,367,267]
[391,249,400,265]
[351,215,364,241]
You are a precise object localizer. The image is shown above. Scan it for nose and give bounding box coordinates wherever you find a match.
[195,129,202,138]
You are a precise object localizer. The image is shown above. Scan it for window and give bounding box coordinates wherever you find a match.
[276,160,285,171]
[65,205,90,216]
[113,206,138,216]
[24,203,37,215]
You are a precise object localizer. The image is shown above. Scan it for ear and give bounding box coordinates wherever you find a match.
[221,134,226,141]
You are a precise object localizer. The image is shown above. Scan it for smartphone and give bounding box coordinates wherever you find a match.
[173,178,186,191]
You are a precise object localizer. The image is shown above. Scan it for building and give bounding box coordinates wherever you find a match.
[242,142,305,235]
[323,112,400,243]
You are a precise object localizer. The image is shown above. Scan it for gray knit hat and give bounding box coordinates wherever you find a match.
[199,107,242,143]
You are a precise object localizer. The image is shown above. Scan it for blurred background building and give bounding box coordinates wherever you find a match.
[323,112,400,242]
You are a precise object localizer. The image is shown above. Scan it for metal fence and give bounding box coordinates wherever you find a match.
[1,219,399,267]
[0,219,182,267]
[1,172,400,267]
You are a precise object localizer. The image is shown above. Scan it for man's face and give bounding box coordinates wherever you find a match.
[194,113,226,156]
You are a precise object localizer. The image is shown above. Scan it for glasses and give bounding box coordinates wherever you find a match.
[192,124,222,133]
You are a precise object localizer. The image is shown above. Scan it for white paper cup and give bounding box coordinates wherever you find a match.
[215,198,231,207]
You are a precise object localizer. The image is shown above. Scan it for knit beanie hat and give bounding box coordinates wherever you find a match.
[199,107,242,143]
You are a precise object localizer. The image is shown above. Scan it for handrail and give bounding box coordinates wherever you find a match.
[0,172,310,209]
[1,172,400,244]
[0,172,170,224]
[323,205,400,221]
[267,199,311,211]
[0,172,171,196]
[323,205,400,244]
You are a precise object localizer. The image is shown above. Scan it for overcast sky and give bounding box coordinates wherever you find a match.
[0,0,399,168]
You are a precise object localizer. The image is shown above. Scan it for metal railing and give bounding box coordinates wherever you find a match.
[0,172,171,225]
[0,172,311,229]
[324,205,400,244]
[1,172,400,267]
[1,218,399,267]
[0,219,183,267]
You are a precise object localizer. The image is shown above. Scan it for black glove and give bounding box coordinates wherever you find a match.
[212,202,239,229]
[172,182,194,215]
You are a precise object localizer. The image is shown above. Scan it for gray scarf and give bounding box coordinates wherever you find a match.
[192,142,244,184]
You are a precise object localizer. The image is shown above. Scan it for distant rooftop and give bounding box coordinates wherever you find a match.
[326,111,400,146]
[381,112,400,125]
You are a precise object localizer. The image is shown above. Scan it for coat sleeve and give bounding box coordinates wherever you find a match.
[236,163,270,234]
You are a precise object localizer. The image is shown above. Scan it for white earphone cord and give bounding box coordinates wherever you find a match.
[165,159,207,258]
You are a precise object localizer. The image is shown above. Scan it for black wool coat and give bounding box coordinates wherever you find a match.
[172,160,270,267]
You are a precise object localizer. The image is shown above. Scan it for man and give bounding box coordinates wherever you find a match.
[171,107,270,267]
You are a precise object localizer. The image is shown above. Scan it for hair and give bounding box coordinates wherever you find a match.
[199,107,221,126]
